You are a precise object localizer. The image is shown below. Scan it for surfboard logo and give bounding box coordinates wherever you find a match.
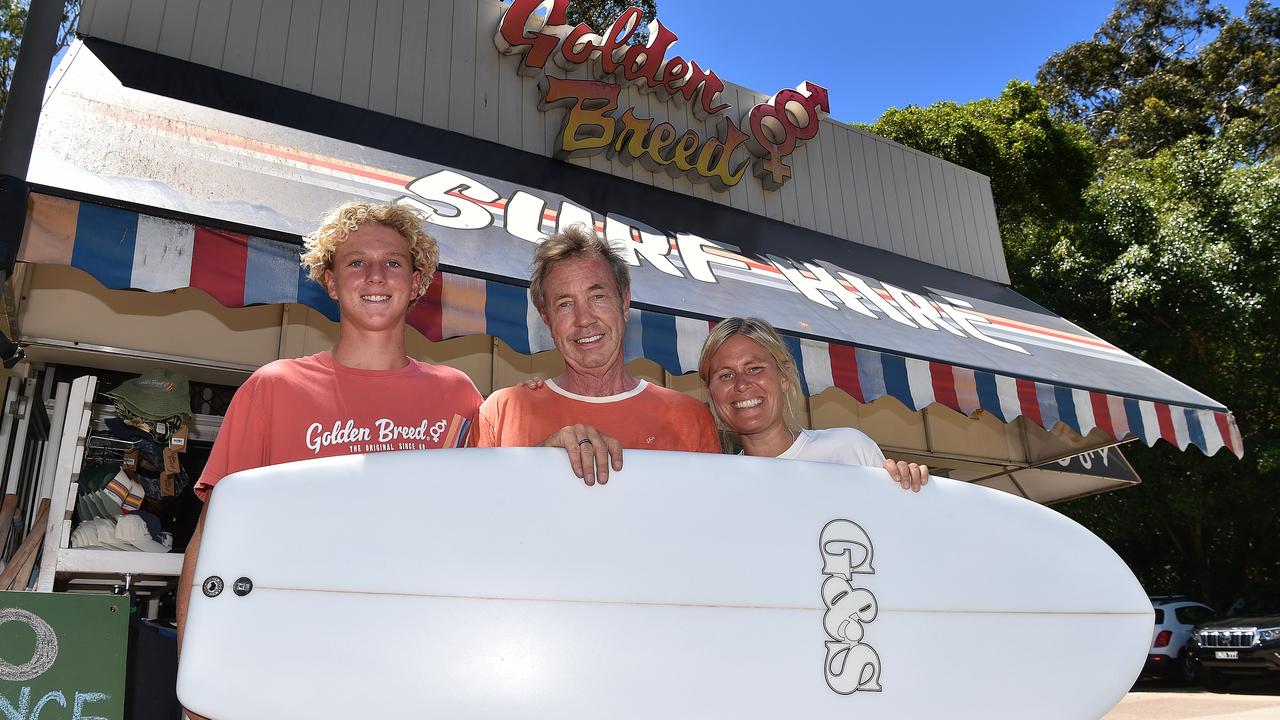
[202,576,224,598]
[819,519,883,695]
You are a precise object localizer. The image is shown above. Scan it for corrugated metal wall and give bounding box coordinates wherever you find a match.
[78,0,1011,284]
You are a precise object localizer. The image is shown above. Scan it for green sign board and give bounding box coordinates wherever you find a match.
[0,591,127,720]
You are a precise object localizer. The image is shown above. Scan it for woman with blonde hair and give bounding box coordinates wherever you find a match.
[698,317,927,491]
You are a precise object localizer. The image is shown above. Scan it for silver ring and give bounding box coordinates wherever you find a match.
[577,438,593,446]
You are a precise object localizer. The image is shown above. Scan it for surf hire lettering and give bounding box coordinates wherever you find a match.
[495,0,830,191]
[819,520,882,695]
[397,170,1030,356]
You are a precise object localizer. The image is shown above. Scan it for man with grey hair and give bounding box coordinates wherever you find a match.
[475,224,720,483]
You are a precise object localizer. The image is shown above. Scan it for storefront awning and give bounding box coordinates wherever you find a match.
[20,39,1241,458]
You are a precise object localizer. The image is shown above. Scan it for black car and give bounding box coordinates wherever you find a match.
[1187,589,1280,692]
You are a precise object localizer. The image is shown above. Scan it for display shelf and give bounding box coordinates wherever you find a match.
[42,399,225,443]
[55,548,183,577]
[36,374,195,592]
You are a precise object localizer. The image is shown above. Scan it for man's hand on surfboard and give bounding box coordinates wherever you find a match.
[884,459,929,492]
[542,424,624,486]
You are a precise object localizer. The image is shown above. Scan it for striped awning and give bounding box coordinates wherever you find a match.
[17,39,1243,462]
[19,193,1243,458]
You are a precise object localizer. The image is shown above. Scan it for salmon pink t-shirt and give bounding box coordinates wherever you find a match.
[474,379,720,453]
[195,352,482,500]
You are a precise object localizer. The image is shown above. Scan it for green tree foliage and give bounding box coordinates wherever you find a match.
[866,1,1279,606]
[856,82,1097,314]
[1064,128,1279,604]
[1038,0,1280,160]
[0,0,80,125]
[564,0,658,43]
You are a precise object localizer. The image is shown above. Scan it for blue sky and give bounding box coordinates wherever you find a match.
[658,0,1250,125]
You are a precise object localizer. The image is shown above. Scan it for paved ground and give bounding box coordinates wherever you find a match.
[1103,679,1280,719]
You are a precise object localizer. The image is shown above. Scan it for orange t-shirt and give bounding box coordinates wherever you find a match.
[474,379,721,453]
[196,351,482,500]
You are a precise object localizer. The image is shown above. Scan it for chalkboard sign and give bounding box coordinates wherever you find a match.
[0,591,126,719]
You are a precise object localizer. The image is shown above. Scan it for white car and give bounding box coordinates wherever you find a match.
[1145,596,1217,683]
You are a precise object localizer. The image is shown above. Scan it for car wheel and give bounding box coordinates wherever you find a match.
[1175,650,1198,685]
[1201,668,1231,693]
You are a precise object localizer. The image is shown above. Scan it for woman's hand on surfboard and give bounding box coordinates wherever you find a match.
[542,424,624,486]
[883,459,929,492]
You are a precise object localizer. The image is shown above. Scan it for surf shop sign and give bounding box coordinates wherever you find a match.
[495,0,829,192]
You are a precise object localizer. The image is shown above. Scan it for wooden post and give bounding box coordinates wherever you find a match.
[0,497,49,590]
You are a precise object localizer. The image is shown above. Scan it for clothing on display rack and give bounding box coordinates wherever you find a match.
[69,368,199,553]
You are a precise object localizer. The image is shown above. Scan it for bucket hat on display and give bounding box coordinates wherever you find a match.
[70,523,98,549]
[89,518,134,551]
[104,369,192,421]
[115,514,172,553]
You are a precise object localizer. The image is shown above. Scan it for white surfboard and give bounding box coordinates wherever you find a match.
[177,449,1150,719]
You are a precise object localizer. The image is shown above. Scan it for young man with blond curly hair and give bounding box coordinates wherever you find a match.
[177,202,481,715]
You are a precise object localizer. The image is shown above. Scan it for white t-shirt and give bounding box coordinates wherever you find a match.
[776,427,886,467]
